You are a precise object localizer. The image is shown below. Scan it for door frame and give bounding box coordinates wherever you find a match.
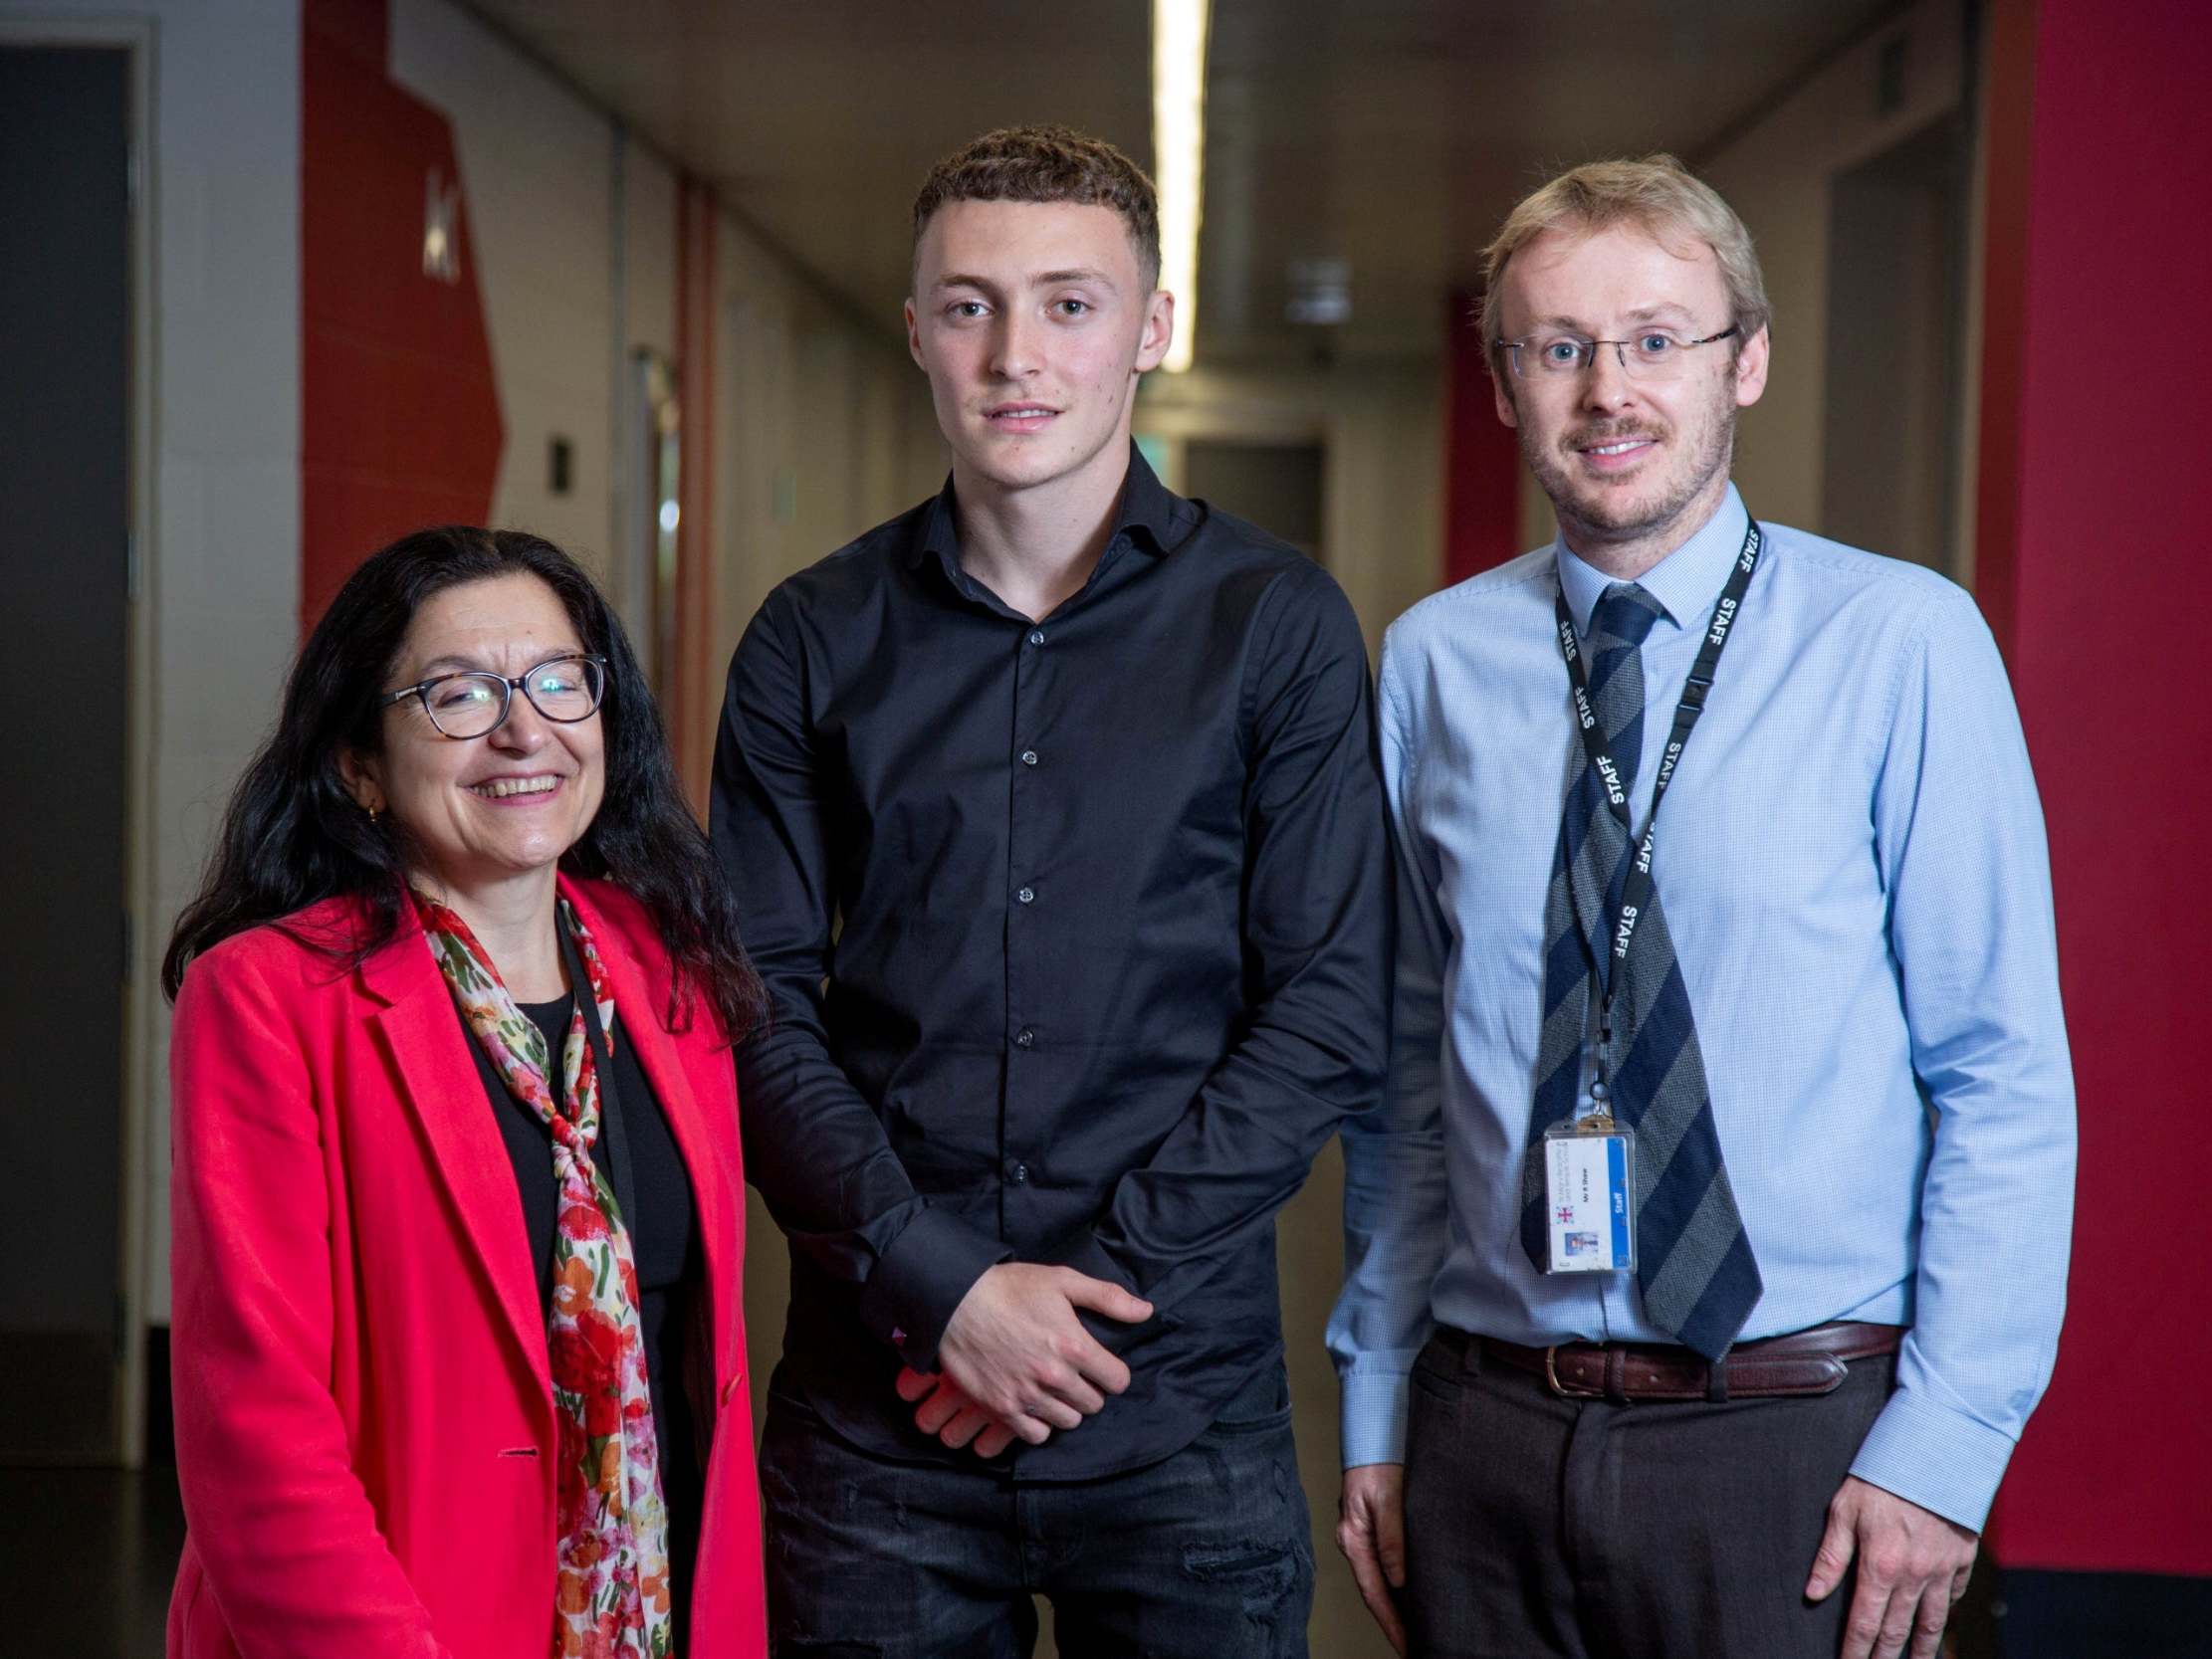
[0,15,158,1468]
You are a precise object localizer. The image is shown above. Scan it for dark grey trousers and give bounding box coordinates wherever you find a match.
[1402,1329,1895,1659]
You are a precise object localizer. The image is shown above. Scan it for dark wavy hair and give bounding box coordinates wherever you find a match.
[162,525,765,1043]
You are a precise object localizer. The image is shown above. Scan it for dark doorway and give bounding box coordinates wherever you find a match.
[1185,440,1327,561]
[1821,113,1970,576]
[0,45,133,1462]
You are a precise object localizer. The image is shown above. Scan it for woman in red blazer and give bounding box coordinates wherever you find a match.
[162,527,768,1658]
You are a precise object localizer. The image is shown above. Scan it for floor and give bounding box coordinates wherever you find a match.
[11,1464,184,1654]
[20,1459,2170,1659]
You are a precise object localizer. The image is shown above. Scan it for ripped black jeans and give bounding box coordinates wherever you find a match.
[760,1359,1314,1658]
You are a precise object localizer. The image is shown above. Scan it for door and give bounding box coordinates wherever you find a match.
[1184,439,1327,561]
[0,45,132,1462]
[1821,114,1970,577]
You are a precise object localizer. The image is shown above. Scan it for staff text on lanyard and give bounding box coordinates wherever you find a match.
[1551,520,1763,1101]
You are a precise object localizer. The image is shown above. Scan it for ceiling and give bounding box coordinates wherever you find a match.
[463,0,1910,363]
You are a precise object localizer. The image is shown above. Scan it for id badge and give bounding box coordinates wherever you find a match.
[1540,1117,1636,1273]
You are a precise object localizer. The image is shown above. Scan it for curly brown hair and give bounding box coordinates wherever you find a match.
[911,124,1161,291]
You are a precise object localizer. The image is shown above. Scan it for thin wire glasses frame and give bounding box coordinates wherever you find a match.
[1497,322,1741,380]
[378,653,609,739]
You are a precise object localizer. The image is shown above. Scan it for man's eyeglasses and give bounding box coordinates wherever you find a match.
[1496,323,1740,381]
[379,654,607,739]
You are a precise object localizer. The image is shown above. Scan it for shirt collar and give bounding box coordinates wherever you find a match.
[906,441,1179,576]
[1553,483,1751,636]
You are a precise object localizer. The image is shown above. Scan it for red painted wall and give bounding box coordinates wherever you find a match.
[1441,292,1525,583]
[1977,0,2212,1576]
[301,0,503,633]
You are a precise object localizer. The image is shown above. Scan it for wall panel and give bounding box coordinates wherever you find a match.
[1974,0,2212,1578]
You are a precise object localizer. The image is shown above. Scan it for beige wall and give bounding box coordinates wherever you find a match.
[392,0,618,565]
[1701,0,1966,542]
[708,235,943,672]
[395,0,945,695]
[1136,357,1446,651]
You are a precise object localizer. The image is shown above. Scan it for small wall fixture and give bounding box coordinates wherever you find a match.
[422,167,460,284]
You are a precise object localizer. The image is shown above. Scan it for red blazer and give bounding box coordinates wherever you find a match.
[166,876,767,1658]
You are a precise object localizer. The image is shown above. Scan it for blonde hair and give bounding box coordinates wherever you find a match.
[1479,154,1769,352]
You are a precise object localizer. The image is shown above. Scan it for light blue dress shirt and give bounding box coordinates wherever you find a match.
[1328,485,2076,1531]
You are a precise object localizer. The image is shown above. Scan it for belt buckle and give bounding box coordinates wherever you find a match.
[1542,1343,1608,1400]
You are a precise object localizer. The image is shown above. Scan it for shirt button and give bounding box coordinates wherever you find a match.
[1008,1161,1030,1185]
[1014,1027,1034,1049]
[1027,629,1046,646]
[1016,886,1034,905]
[1019,749,1038,767]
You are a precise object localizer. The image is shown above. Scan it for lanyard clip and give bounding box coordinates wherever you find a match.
[1678,673,1713,713]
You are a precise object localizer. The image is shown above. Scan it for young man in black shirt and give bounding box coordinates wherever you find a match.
[712,125,1389,1656]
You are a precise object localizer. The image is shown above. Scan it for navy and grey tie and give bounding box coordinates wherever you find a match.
[1521,580,1763,1358]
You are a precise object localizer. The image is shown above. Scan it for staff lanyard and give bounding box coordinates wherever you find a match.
[1551,519,1762,1102]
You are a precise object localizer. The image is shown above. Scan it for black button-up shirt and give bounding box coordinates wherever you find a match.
[712,449,1390,1478]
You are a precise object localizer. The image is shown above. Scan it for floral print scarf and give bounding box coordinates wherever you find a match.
[416,892,676,1659]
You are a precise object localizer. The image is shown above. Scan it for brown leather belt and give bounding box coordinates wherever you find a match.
[1439,1321,1904,1404]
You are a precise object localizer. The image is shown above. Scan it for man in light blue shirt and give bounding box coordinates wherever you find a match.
[1329,156,2074,1659]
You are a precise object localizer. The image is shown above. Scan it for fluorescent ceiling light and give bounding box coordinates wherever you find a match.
[1153,0,1211,373]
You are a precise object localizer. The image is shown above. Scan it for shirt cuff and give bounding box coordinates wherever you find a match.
[854,1205,1010,1371]
[1047,1230,1141,1296]
[1849,1385,2020,1533]
[1339,1366,1412,1468]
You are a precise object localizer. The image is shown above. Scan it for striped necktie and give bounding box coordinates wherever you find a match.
[1521,580,1763,1358]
